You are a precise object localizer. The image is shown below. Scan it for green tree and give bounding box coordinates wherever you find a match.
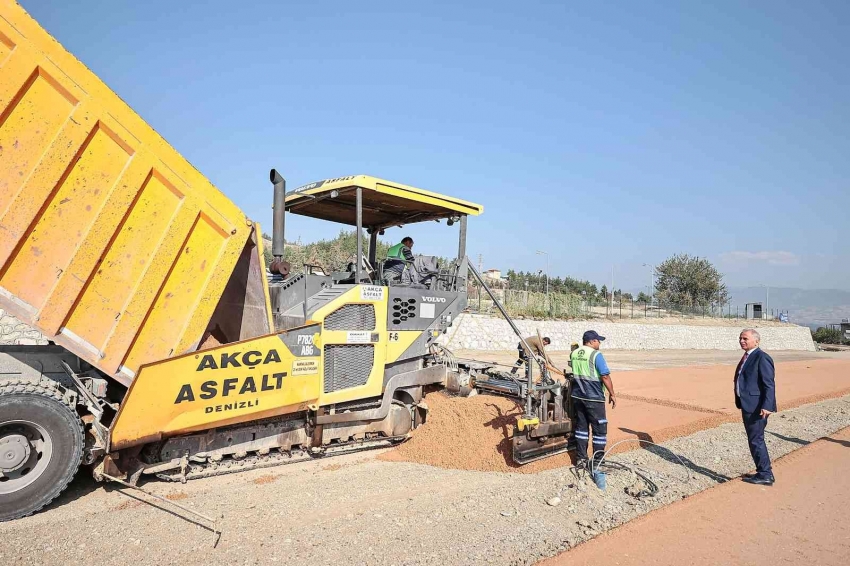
[265,230,454,274]
[654,254,728,305]
[636,291,651,303]
[552,276,564,293]
[262,244,273,268]
[812,327,846,345]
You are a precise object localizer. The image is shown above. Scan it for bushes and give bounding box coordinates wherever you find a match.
[812,327,847,345]
[468,287,586,319]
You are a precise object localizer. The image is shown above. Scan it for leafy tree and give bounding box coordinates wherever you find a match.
[600,284,608,300]
[654,254,728,305]
[267,230,456,275]
[636,291,651,303]
[501,267,601,299]
[262,243,273,267]
[812,327,846,345]
[552,276,564,292]
[263,230,394,273]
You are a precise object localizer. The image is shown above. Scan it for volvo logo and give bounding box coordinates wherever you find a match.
[421,296,446,303]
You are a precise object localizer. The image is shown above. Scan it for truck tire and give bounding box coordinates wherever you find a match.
[0,379,84,521]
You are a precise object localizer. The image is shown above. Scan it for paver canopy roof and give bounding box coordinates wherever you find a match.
[285,175,483,228]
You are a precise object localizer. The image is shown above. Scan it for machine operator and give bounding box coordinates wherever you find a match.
[383,237,414,285]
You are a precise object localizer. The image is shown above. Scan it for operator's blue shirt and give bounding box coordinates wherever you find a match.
[595,353,610,377]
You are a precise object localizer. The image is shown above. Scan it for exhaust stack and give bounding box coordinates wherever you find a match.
[269,169,289,276]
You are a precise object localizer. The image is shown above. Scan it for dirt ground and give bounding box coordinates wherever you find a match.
[541,426,850,566]
[382,356,850,473]
[379,391,726,473]
[455,348,848,372]
[2,350,850,566]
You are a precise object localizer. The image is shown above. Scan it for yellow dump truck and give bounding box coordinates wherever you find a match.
[0,1,572,521]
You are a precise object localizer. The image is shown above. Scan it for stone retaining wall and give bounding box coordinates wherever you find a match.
[0,308,817,351]
[440,314,816,351]
[0,309,50,346]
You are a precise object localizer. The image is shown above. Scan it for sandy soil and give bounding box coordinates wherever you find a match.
[2,396,848,566]
[3,352,850,566]
[455,348,850,372]
[379,391,724,473]
[381,359,850,473]
[615,359,850,413]
[540,426,850,566]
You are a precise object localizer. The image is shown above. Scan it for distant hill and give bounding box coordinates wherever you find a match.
[728,287,850,329]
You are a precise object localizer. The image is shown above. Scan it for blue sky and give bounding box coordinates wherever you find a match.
[20,0,850,292]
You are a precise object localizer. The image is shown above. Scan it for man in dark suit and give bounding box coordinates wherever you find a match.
[735,328,777,485]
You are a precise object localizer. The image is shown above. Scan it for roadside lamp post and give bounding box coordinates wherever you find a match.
[536,250,549,297]
[642,263,655,306]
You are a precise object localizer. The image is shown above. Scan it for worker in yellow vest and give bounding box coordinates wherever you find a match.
[569,330,617,469]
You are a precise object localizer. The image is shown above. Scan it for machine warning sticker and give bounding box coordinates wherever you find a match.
[420,303,436,319]
[292,359,318,376]
[346,331,379,344]
[360,285,385,301]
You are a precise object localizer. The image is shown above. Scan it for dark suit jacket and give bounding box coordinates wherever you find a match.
[734,348,777,414]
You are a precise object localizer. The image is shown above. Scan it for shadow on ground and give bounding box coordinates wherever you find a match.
[767,431,808,445]
[823,436,850,448]
[41,470,101,515]
[483,399,525,469]
[619,427,731,482]
[483,395,581,468]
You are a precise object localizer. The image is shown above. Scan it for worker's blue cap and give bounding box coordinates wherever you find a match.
[583,330,605,343]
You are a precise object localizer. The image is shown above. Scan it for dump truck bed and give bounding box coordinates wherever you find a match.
[0,0,259,385]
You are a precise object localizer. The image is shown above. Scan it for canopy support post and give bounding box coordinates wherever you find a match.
[368,229,377,270]
[457,215,468,284]
[356,187,363,284]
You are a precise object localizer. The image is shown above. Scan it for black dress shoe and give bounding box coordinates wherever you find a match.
[742,475,775,486]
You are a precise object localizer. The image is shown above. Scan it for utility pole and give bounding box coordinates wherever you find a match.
[610,265,614,314]
[478,254,483,273]
[759,284,770,319]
